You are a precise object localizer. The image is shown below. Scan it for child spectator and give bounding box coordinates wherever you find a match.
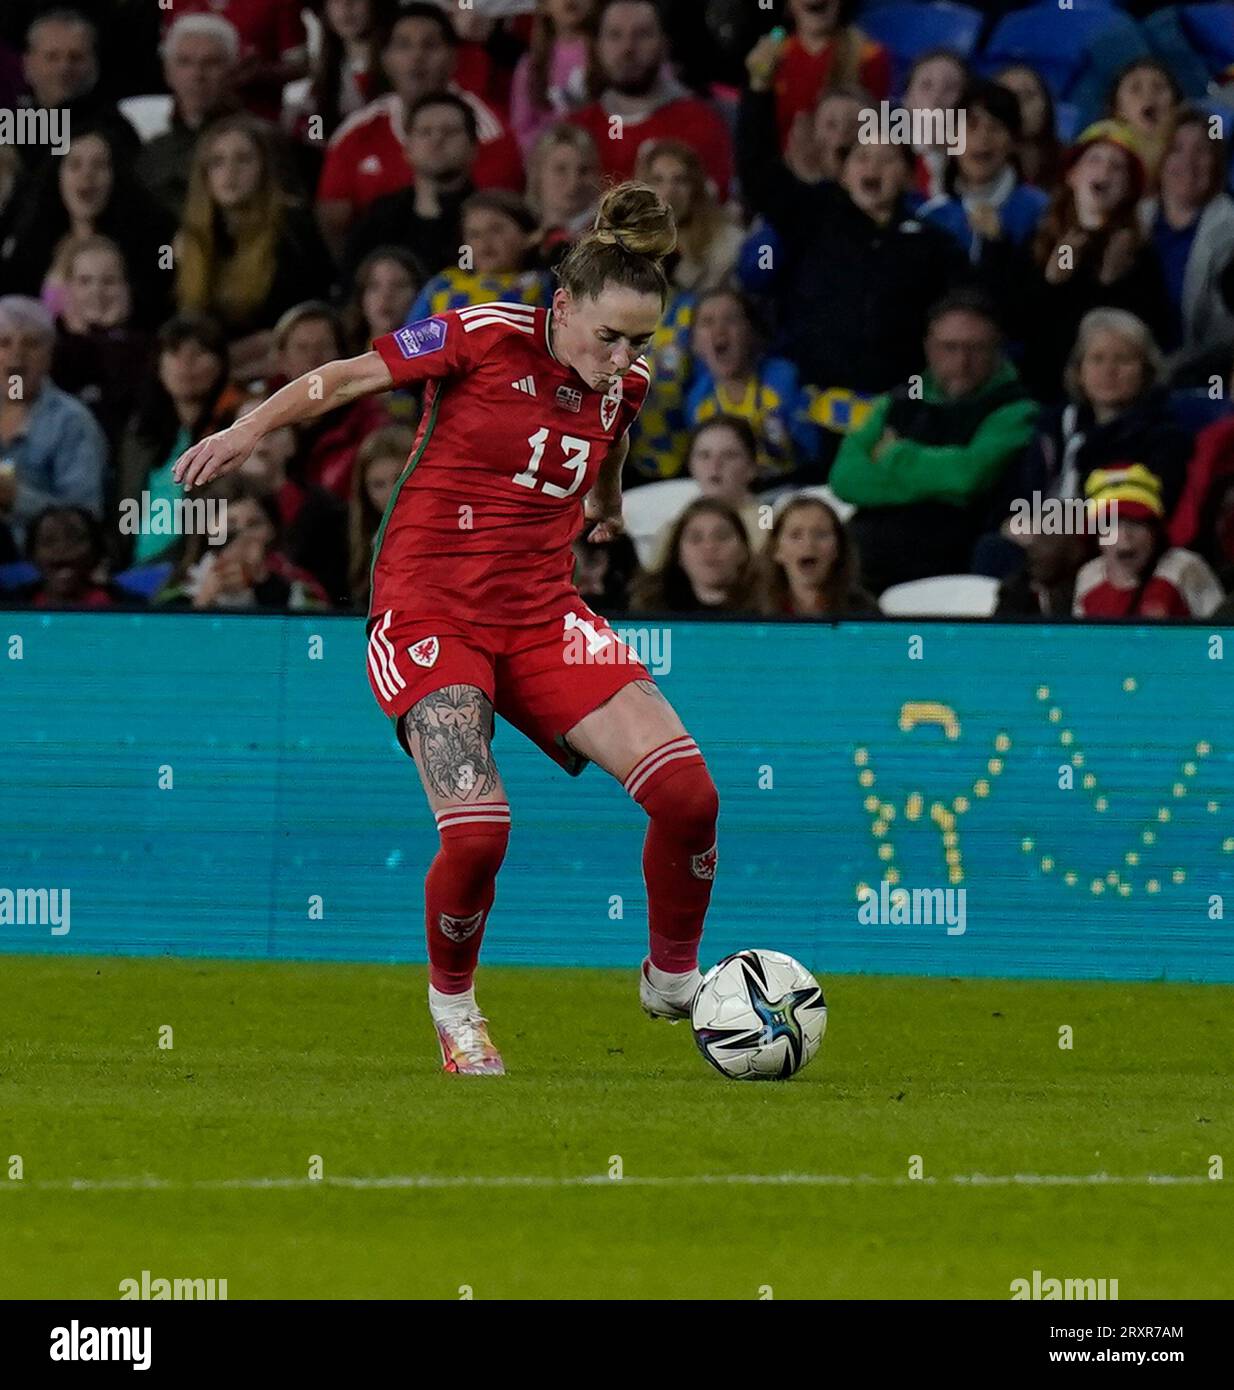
[510,0,598,156]
[231,394,350,606]
[1108,58,1182,177]
[11,504,131,609]
[754,493,876,617]
[685,290,820,483]
[769,0,891,153]
[919,80,1048,317]
[649,417,767,562]
[404,191,553,319]
[1073,464,1224,618]
[630,497,754,613]
[156,479,330,611]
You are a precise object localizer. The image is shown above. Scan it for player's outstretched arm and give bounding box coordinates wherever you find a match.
[173,351,395,489]
[584,432,629,543]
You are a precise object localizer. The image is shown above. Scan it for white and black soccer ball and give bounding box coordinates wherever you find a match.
[691,949,827,1080]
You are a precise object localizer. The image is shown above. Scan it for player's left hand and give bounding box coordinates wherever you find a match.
[584,497,624,543]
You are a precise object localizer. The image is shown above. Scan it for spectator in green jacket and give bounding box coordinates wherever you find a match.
[829,289,1039,593]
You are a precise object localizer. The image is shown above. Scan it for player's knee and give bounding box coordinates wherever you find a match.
[640,761,719,841]
[435,806,511,888]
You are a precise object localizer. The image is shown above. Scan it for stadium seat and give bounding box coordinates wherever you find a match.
[858,3,984,92]
[878,574,1000,617]
[0,560,37,592]
[980,2,1149,107]
[112,562,174,600]
[1169,389,1233,434]
[118,93,174,142]
[1180,3,1234,73]
[621,478,700,566]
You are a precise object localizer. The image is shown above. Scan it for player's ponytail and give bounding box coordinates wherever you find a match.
[556,181,677,305]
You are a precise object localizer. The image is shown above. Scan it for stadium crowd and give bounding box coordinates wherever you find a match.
[1,0,1233,620]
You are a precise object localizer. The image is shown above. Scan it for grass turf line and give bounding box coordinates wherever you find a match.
[1,955,1230,1299]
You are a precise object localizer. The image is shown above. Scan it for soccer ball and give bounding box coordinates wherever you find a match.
[691,949,827,1080]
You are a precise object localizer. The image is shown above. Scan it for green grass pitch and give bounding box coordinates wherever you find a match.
[1,955,1231,1300]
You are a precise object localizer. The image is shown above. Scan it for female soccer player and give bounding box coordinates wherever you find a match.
[174,183,720,1075]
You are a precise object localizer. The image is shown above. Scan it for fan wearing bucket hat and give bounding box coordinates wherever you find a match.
[1072,463,1225,618]
[1022,120,1172,401]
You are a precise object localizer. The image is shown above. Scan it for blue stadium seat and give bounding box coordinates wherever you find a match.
[1180,3,1234,74]
[112,562,174,600]
[0,561,37,591]
[858,3,984,92]
[980,2,1148,104]
[1169,389,1233,435]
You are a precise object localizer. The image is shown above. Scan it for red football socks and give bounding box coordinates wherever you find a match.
[624,738,719,973]
[425,803,511,993]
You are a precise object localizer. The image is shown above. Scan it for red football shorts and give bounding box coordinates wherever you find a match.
[365,598,653,775]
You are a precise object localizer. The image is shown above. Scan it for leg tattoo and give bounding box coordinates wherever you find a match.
[405,685,500,800]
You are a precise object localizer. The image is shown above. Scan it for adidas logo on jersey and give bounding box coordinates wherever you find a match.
[511,375,536,396]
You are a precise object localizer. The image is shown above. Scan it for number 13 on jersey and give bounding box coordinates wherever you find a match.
[512,428,592,498]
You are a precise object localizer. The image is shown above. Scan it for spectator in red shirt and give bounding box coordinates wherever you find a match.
[1073,464,1225,618]
[527,122,603,264]
[568,0,734,200]
[314,3,524,260]
[162,0,307,121]
[771,0,891,154]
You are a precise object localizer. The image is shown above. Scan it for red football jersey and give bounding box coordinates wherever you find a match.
[370,303,651,626]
